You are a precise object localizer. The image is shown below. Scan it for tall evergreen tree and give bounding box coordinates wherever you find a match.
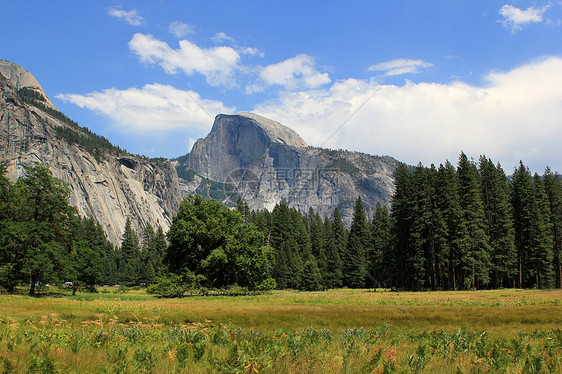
[343,197,369,288]
[370,203,392,288]
[511,162,535,288]
[479,157,516,288]
[323,216,343,288]
[118,217,141,286]
[308,208,328,287]
[331,208,348,266]
[390,163,414,289]
[457,152,491,289]
[436,161,469,290]
[543,168,562,288]
[529,174,554,288]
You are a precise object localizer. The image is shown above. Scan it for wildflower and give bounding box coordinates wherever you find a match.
[244,359,259,374]
[387,349,397,363]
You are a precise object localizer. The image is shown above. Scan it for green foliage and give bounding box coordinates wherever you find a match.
[387,153,560,291]
[166,195,274,290]
[344,197,369,288]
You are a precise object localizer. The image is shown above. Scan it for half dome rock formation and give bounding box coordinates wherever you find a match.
[177,112,399,222]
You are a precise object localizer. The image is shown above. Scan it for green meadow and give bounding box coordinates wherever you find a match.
[1,288,561,373]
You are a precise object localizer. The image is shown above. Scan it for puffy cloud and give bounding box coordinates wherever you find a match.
[257,54,331,90]
[169,21,194,37]
[56,83,234,133]
[255,56,562,173]
[368,58,433,76]
[498,4,549,33]
[108,7,144,26]
[128,33,240,86]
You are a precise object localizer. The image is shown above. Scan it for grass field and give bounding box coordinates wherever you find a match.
[0,288,560,373]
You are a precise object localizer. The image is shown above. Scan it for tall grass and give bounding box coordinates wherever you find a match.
[0,288,560,373]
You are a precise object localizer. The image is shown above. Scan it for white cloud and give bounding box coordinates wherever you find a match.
[257,54,331,91]
[240,47,264,57]
[498,4,549,33]
[169,21,194,38]
[56,83,234,133]
[212,32,235,43]
[255,56,562,173]
[128,33,240,86]
[368,58,433,76]
[108,7,144,26]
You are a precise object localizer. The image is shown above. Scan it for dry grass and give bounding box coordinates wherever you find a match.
[0,288,560,373]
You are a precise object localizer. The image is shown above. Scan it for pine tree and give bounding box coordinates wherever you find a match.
[118,217,141,286]
[511,162,534,288]
[308,208,328,287]
[479,157,516,288]
[457,152,491,289]
[331,208,348,267]
[390,163,414,289]
[408,164,431,290]
[529,174,554,288]
[344,197,369,288]
[543,168,562,288]
[370,203,392,288]
[436,161,468,290]
[323,216,343,288]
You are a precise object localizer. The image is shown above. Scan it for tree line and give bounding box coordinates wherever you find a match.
[237,152,560,291]
[0,164,167,294]
[1,153,561,295]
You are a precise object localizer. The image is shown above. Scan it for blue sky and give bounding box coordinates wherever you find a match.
[2,1,561,173]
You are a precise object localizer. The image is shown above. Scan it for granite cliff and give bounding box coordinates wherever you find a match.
[0,61,181,244]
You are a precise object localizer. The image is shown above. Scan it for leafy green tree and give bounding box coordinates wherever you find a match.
[344,197,369,288]
[0,172,31,292]
[23,164,77,295]
[166,195,274,290]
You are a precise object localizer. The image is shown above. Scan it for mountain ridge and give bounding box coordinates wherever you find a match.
[1,60,399,241]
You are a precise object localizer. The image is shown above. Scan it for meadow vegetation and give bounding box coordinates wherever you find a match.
[0,288,560,373]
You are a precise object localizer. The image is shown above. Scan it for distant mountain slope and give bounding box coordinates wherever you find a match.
[177,113,399,223]
[1,60,401,238]
[0,61,182,244]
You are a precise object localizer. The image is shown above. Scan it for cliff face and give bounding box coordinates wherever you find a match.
[0,62,181,245]
[180,113,398,223]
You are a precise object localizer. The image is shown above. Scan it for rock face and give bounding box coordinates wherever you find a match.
[179,113,399,223]
[0,62,181,245]
[0,60,56,109]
